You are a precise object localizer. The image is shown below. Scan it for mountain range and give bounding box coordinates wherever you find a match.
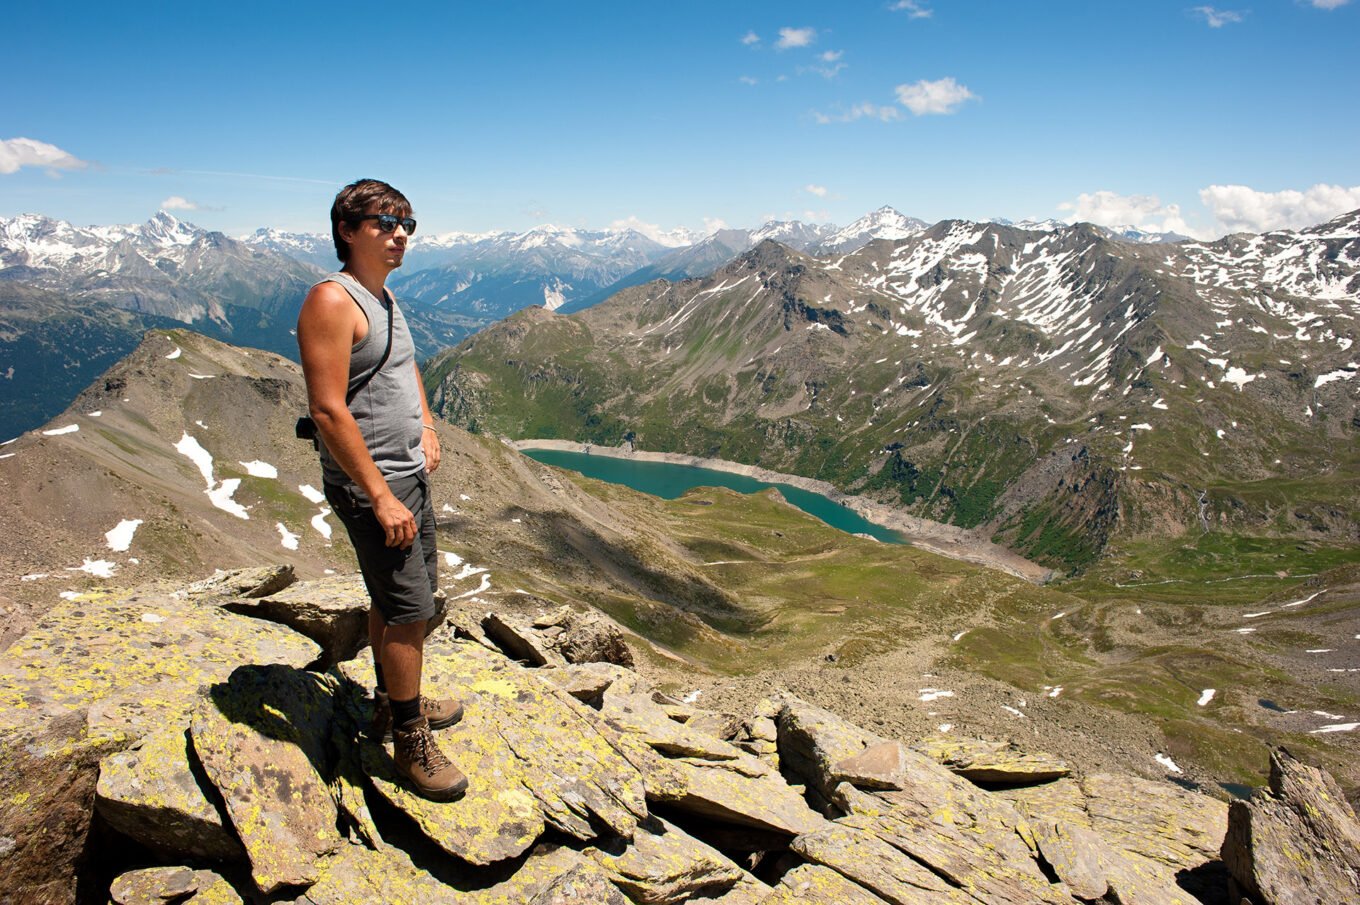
[423,210,1360,572]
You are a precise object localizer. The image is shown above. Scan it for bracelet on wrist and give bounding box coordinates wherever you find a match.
[422,424,437,433]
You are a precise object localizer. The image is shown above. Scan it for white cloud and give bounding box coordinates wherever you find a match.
[776,27,817,49]
[1058,190,1200,237]
[894,77,977,115]
[891,0,934,17]
[609,215,673,243]
[741,31,760,45]
[0,137,88,176]
[1199,183,1360,233]
[1192,6,1245,27]
[1307,0,1350,9]
[161,196,200,211]
[805,184,829,198]
[820,50,843,62]
[702,217,729,235]
[739,75,759,86]
[814,102,902,124]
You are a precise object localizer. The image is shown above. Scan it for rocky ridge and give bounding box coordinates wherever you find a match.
[4,565,1354,904]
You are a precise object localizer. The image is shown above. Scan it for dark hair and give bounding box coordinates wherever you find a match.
[330,179,413,263]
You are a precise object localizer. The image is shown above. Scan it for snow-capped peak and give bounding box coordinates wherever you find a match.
[138,211,201,247]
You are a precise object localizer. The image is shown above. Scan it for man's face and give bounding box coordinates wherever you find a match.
[343,208,410,270]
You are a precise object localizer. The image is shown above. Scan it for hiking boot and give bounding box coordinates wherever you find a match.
[392,716,468,801]
[370,690,464,741]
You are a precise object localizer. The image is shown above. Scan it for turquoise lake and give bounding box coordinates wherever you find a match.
[522,448,905,545]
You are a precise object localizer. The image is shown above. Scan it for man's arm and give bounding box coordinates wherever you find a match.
[297,283,417,549]
[414,361,441,475]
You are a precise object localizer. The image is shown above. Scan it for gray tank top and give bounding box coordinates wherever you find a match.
[316,272,425,492]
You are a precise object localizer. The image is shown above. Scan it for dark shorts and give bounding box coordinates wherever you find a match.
[325,471,438,626]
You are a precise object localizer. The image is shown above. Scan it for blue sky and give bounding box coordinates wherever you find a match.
[3,1,1358,240]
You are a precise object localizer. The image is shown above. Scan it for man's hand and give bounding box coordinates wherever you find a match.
[422,425,441,475]
[373,491,418,549]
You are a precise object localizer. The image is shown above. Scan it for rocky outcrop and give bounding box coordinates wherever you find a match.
[221,574,371,669]
[4,572,1344,904]
[0,586,317,903]
[1221,747,1360,904]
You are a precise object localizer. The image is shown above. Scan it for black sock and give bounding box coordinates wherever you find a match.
[391,695,421,727]
[373,661,387,694]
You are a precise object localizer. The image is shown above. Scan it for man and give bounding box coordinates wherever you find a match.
[297,179,466,800]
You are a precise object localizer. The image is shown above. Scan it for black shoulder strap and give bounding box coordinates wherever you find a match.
[344,288,395,404]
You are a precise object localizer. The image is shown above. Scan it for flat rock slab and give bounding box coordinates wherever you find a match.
[421,638,649,842]
[225,574,371,669]
[661,755,828,836]
[184,565,297,600]
[991,777,1092,829]
[588,816,747,904]
[190,665,342,894]
[600,689,747,762]
[1081,773,1227,872]
[109,866,241,904]
[764,864,892,904]
[1030,817,1196,905]
[482,611,566,667]
[791,823,975,905]
[777,696,889,795]
[337,663,545,865]
[832,740,912,791]
[528,861,629,904]
[0,587,318,741]
[285,842,457,905]
[1222,747,1360,905]
[95,727,243,861]
[914,734,1070,785]
[0,587,316,903]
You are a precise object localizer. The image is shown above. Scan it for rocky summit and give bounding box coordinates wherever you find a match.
[5,568,1354,898]
[6,566,1355,905]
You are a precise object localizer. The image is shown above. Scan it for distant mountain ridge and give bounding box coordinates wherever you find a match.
[424,210,1360,571]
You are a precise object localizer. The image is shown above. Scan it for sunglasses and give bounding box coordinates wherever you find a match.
[348,213,417,235]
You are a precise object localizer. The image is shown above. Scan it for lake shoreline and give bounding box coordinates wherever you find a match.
[509,438,1054,584]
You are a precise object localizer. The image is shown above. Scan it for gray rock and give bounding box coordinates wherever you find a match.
[95,727,244,861]
[832,740,912,791]
[183,564,297,599]
[913,734,1070,785]
[791,823,974,904]
[1081,773,1227,873]
[285,842,457,904]
[587,817,746,904]
[550,609,633,666]
[223,574,370,669]
[1222,747,1360,905]
[540,663,618,703]
[658,754,829,836]
[763,864,892,904]
[777,696,888,794]
[189,665,342,894]
[528,861,629,904]
[600,690,747,761]
[482,611,567,667]
[109,866,241,904]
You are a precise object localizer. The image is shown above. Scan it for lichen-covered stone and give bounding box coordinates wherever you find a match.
[777,697,888,795]
[95,727,243,861]
[0,587,316,903]
[600,690,746,761]
[1081,773,1227,871]
[326,685,382,849]
[991,777,1091,829]
[914,735,1070,785]
[659,755,828,836]
[223,574,371,669]
[527,860,628,904]
[791,823,974,904]
[420,638,649,841]
[189,665,341,894]
[285,842,457,904]
[546,608,633,667]
[481,612,566,667]
[831,740,912,791]
[763,864,892,904]
[587,817,746,904]
[336,663,545,865]
[182,564,297,600]
[540,663,617,703]
[108,866,241,904]
[1221,747,1360,905]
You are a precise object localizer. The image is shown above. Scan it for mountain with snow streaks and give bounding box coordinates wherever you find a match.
[426,211,1360,571]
